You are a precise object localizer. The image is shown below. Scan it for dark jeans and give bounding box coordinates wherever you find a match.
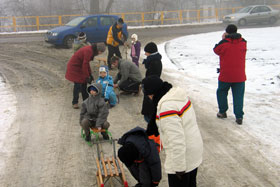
[168,168,198,187]
[72,82,88,105]
[128,162,152,187]
[119,79,141,93]
[107,45,122,69]
[216,81,245,118]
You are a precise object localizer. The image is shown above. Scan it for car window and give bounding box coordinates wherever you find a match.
[260,6,271,13]
[66,17,86,26]
[251,7,260,14]
[238,6,253,13]
[100,16,116,26]
[82,17,98,28]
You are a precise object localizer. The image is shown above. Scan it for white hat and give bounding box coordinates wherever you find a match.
[131,33,138,41]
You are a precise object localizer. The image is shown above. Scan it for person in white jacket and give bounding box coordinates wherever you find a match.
[142,75,203,187]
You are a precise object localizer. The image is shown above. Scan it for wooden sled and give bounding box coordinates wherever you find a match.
[95,139,128,187]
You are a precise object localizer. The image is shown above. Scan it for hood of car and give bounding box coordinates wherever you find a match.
[49,25,74,33]
[224,13,248,19]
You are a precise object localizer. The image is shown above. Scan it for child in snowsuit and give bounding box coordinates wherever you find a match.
[96,66,117,107]
[130,33,141,67]
[118,127,161,187]
[80,83,110,141]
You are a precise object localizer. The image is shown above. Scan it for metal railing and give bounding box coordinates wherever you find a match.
[1,5,280,32]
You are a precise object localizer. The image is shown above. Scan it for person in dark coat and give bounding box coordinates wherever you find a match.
[213,24,247,125]
[65,43,106,109]
[141,42,162,123]
[130,33,141,67]
[118,127,162,187]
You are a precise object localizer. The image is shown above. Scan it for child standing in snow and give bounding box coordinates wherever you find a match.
[130,33,141,67]
[80,83,110,142]
[73,32,90,53]
[96,66,117,107]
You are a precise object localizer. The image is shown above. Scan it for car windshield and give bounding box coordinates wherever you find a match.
[237,6,253,13]
[66,17,86,26]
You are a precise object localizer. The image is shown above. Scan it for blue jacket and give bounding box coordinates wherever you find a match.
[96,67,115,100]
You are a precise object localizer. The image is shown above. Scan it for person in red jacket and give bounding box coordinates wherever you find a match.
[65,43,106,109]
[213,24,247,125]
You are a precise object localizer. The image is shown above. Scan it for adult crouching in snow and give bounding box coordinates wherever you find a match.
[111,56,142,94]
[118,127,161,187]
[142,75,203,187]
[65,43,106,109]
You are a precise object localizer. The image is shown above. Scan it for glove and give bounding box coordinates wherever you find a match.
[104,98,109,102]
[176,171,186,180]
[87,74,94,84]
[216,68,220,73]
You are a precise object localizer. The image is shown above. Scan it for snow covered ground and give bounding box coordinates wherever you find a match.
[158,26,280,165]
[0,25,279,176]
[0,76,17,173]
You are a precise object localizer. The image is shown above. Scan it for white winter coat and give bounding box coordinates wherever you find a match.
[156,87,203,174]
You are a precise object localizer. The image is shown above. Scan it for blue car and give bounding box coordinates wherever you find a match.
[45,14,128,48]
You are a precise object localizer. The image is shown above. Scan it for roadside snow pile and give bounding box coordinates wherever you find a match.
[0,75,17,171]
[159,26,280,165]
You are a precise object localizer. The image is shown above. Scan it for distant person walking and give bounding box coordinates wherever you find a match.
[130,33,141,67]
[65,43,106,109]
[213,24,247,125]
[106,18,127,69]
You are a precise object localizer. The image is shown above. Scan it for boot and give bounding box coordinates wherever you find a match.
[236,118,243,125]
[217,112,227,118]
[101,132,109,140]
[72,104,79,109]
[85,135,91,142]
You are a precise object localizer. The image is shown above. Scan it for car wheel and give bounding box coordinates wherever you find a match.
[63,35,75,49]
[269,17,277,24]
[238,19,247,26]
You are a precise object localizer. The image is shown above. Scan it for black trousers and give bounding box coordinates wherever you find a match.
[168,168,198,187]
[107,45,122,69]
[119,79,141,93]
[128,162,152,187]
[72,82,88,105]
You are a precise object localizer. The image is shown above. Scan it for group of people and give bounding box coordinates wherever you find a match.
[64,19,247,186]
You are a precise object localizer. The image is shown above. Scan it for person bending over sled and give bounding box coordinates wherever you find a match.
[118,127,161,187]
[96,66,117,108]
[80,83,110,141]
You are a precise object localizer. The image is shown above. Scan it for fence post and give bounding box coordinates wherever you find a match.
[36,16,40,31]
[58,16,62,26]
[160,11,164,25]
[179,10,183,24]
[12,17,16,32]
[215,8,219,21]
[141,13,145,26]
[197,9,200,23]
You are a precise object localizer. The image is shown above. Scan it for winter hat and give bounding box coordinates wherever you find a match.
[118,143,139,166]
[99,66,108,73]
[144,42,158,54]
[142,75,163,95]
[88,85,98,93]
[78,32,86,40]
[226,24,237,34]
[96,42,106,53]
[131,33,138,41]
[117,18,124,25]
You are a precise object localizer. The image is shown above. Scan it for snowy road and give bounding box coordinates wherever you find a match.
[0,23,279,187]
